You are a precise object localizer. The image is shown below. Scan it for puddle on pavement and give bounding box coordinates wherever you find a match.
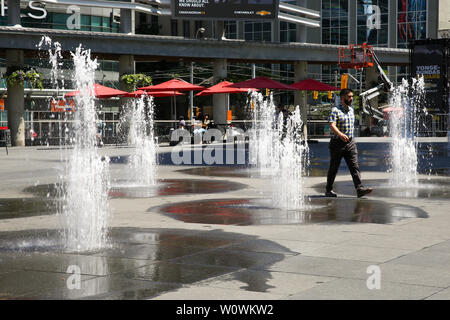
[0,198,57,220]
[313,179,450,199]
[24,179,246,199]
[178,166,266,178]
[151,197,428,225]
[0,227,294,299]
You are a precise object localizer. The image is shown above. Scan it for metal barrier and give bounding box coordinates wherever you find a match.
[416,113,448,137]
[16,114,450,146]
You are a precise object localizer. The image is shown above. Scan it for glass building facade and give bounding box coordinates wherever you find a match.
[321,0,431,86]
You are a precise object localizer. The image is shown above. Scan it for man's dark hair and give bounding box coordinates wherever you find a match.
[340,88,354,97]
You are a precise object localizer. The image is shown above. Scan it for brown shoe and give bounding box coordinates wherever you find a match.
[357,187,373,198]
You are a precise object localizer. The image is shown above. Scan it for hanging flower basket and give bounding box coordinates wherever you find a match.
[120,73,152,91]
[5,69,44,90]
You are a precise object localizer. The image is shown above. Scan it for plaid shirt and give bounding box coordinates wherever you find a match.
[328,104,355,139]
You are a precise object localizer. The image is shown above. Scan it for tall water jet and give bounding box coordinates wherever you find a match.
[389,77,425,187]
[271,106,309,210]
[60,45,111,252]
[249,92,278,176]
[126,95,158,186]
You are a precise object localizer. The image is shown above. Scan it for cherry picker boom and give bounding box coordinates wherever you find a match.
[359,50,394,121]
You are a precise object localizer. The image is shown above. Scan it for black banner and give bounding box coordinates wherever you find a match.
[411,42,446,113]
[171,0,279,20]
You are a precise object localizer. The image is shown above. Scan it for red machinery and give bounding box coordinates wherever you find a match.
[338,43,374,70]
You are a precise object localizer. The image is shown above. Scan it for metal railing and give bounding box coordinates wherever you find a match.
[14,113,450,146]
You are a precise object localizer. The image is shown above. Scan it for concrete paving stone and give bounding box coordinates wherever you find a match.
[152,284,285,300]
[25,275,180,300]
[261,228,364,244]
[387,247,450,270]
[171,249,290,270]
[416,239,450,252]
[308,222,402,236]
[264,239,335,255]
[337,233,445,251]
[258,255,377,279]
[286,278,441,300]
[120,261,238,285]
[0,270,97,299]
[298,243,411,263]
[425,288,450,300]
[376,263,450,288]
[0,251,150,276]
[393,225,450,239]
[222,239,299,256]
[196,269,337,296]
[0,269,16,275]
[1,142,449,300]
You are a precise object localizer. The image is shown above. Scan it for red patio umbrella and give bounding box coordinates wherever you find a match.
[122,90,185,98]
[195,81,258,96]
[139,79,205,122]
[64,83,127,99]
[139,78,205,92]
[228,76,295,90]
[290,78,340,91]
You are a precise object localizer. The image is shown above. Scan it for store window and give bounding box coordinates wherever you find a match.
[356,0,388,47]
[321,0,348,45]
[280,21,296,43]
[244,21,272,42]
[225,21,238,39]
[397,0,427,48]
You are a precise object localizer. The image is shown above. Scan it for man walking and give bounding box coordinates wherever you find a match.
[325,88,372,198]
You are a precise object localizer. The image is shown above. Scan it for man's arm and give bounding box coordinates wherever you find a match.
[329,122,349,142]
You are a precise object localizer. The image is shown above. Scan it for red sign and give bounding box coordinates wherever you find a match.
[0,99,4,111]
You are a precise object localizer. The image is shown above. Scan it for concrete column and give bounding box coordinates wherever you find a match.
[120,4,135,34]
[213,59,227,126]
[388,0,397,48]
[119,55,136,91]
[6,50,25,146]
[348,0,357,90]
[7,0,21,27]
[427,0,439,39]
[388,0,397,86]
[295,0,307,43]
[119,54,136,143]
[238,21,244,40]
[294,61,308,139]
[348,0,357,44]
[362,66,379,128]
[215,21,225,40]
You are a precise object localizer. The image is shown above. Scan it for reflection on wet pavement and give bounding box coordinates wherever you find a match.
[109,179,246,198]
[24,179,246,200]
[178,142,449,177]
[0,228,294,299]
[152,197,428,225]
[0,198,56,220]
[313,179,450,199]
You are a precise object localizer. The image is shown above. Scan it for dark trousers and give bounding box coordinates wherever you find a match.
[326,138,362,191]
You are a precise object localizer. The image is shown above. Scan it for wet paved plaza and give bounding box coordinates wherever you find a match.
[1,138,450,300]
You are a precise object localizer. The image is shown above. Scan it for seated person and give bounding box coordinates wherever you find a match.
[202,114,211,130]
[178,116,186,129]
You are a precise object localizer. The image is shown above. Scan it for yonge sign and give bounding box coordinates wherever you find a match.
[1,0,82,29]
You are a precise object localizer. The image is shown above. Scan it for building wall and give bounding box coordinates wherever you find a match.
[438,0,450,33]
